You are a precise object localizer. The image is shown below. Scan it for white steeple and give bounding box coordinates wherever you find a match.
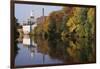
[30,10,35,23]
[30,10,34,17]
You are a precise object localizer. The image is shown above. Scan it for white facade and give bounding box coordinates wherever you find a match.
[22,25,30,34]
[22,24,37,34]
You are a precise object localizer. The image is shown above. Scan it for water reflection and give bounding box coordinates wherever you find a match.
[15,35,96,66]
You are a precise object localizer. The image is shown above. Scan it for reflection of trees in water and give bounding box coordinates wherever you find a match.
[33,36,95,64]
[78,38,95,63]
[14,27,20,65]
[14,41,19,59]
[48,38,69,61]
[33,36,49,55]
[14,17,20,66]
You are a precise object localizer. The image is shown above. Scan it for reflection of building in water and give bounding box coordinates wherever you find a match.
[28,45,36,58]
[22,35,37,46]
[22,35,37,58]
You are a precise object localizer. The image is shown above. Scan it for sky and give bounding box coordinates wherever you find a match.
[15,4,63,24]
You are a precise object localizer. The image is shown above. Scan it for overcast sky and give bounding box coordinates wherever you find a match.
[15,4,63,24]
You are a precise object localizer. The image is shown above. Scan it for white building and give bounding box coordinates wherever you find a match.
[22,24,37,34]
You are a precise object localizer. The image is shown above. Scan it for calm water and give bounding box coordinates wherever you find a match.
[15,35,96,67]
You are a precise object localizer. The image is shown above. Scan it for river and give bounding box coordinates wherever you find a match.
[15,35,96,67]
